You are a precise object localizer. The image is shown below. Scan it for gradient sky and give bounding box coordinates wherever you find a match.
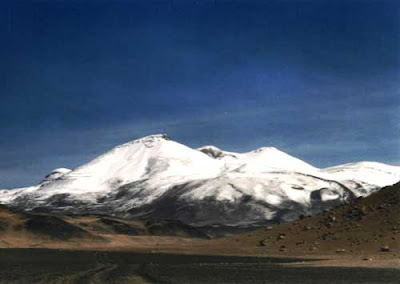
[1,0,399,188]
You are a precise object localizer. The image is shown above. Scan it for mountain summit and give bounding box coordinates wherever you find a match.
[1,134,399,228]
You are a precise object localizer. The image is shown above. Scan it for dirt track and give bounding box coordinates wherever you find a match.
[0,249,399,284]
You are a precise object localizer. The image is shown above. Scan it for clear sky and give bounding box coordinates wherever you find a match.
[1,0,399,188]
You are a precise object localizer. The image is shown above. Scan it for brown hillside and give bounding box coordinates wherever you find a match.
[0,204,209,248]
[214,182,400,257]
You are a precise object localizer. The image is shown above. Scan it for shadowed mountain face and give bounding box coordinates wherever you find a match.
[0,205,94,243]
[0,205,209,247]
[1,135,399,228]
[23,215,90,240]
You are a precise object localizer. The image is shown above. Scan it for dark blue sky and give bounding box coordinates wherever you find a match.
[1,0,399,188]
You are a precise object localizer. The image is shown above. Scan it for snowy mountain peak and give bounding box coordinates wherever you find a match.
[197,145,238,159]
[116,134,171,149]
[1,134,400,228]
[33,134,224,197]
[47,168,71,176]
[40,168,71,185]
[252,146,278,153]
[239,146,317,173]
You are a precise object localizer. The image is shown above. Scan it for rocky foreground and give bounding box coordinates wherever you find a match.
[209,181,400,260]
[0,182,399,270]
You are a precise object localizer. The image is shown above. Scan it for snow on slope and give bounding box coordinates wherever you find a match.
[172,171,353,226]
[319,162,400,196]
[233,147,317,173]
[0,134,399,227]
[40,168,71,185]
[198,145,317,173]
[32,134,226,203]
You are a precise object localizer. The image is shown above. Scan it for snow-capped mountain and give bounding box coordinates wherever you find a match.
[1,134,399,227]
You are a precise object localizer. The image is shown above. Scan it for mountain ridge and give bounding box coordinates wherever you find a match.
[1,134,399,228]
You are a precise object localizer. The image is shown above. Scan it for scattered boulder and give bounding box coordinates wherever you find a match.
[327,215,336,222]
[321,233,335,240]
[325,222,334,228]
[380,246,390,252]
[360,206,367,216]
[277,233,285,240]
[296,240,306,246]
